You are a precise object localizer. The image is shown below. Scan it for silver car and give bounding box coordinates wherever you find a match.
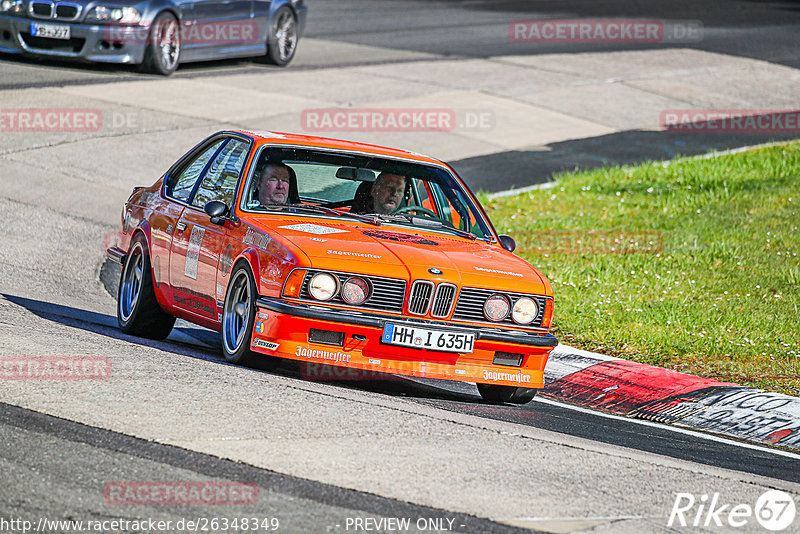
[0,0,306,74]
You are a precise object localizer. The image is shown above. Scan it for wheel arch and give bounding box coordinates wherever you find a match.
[129,222,153,254]
[270,0,299,19]
[128,222,173,309]
[141,0,182,26]
[232,247,261,293]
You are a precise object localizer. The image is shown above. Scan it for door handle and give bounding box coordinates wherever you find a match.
[176,222,187,232]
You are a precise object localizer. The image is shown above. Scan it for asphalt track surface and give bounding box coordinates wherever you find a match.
[17,284,800,486]
[0,402,528,534]
[62,269,800,485]
[4,0,800,76]
[2,0,800,191]
[4,290,800,532]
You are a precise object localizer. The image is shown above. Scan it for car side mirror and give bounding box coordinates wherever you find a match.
[498,234,516,252]
[204,200,229,225]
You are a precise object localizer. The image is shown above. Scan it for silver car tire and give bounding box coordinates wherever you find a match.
[265,6,298,66]
[140,11,181,75]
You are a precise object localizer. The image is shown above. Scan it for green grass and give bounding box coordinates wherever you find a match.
[481,142,800,396]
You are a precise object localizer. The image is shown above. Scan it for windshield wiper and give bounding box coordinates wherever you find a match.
[262,204,381,226]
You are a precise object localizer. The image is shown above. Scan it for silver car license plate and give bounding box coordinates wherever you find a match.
[30,22,71,40]
[381,323,475,353]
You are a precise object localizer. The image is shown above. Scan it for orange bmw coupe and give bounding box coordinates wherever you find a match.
[107,130,556,404]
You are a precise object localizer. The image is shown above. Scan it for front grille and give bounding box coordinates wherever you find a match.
[408,280,434,315]
[299,270,406,313]
[31,2,52,17]
[431,283,456,318]
[19,32,84,52]
[453,288,548,328]
[29,2,81,20]
[55,3,79,19]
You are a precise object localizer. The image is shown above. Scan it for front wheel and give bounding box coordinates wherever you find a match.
[140,12,181,75]
[222,264,259,365]
[117,237,175,339]
[264,6,298,66]
[477,384,538,405]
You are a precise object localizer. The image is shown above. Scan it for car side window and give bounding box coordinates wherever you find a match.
[167,140,225,202]
[192,138,249,209]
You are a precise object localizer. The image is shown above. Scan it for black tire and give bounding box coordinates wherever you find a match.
[264,6,298,66]
[222,263,260,366]
[477,384,538,405]
[117,236,176,340]
[140,11,181,75]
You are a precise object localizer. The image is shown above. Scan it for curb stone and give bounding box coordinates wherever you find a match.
[545,344,800,451]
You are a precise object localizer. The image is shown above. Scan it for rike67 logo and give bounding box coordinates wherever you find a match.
[669,490,796,531]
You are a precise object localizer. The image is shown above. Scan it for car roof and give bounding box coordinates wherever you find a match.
[233,130,446,167]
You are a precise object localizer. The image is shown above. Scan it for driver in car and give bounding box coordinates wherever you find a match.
[257,163,294,205]
[370,173,406,214]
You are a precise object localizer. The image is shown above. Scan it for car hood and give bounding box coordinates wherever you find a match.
[250,217,548,294]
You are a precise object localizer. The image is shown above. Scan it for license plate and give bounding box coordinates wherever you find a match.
[30,23,71,40]
[381,323,475,353]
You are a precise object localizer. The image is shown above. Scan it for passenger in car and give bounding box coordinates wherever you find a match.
[255,162,298,205]
[352,172,407,214]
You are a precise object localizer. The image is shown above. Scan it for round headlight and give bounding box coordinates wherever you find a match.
[512,297,539,325]
[483,294,510,322]
[1,0,13,11]
[341,277,369,305]
[308,273,338,301]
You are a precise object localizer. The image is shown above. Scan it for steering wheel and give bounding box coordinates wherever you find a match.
[392,206,440,218]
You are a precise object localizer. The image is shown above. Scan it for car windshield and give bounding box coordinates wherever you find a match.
[241,147,494,240]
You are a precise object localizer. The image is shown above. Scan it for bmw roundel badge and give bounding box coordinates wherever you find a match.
[428,267,443,275]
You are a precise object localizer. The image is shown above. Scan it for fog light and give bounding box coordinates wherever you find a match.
[483,294,509,322]
[341,277,369,305]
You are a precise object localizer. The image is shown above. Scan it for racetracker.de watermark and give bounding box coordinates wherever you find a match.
[1,357,111,380]
[668,490,796,531]
[103,20,260,45]
[519,229,663,255]
[660,109,800,133]
[509,19,703,43]
[300,362,398,382]
[104,481,259,506]
[300,108,495,132]
[0,108,139,132]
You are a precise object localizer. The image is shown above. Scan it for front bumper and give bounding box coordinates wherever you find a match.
[0,15,147,63]
[253,296,557,388]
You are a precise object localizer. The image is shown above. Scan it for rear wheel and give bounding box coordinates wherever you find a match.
[117,236,175,339]
[477,384,538,405]
[140,12,181,75]
[264,6,297,66]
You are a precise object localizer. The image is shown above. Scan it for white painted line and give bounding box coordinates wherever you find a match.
[534,396,800,460]
[553,343,618,361]
[488,140,790,199]
[661,140,790,166]
[487,181,556,199]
